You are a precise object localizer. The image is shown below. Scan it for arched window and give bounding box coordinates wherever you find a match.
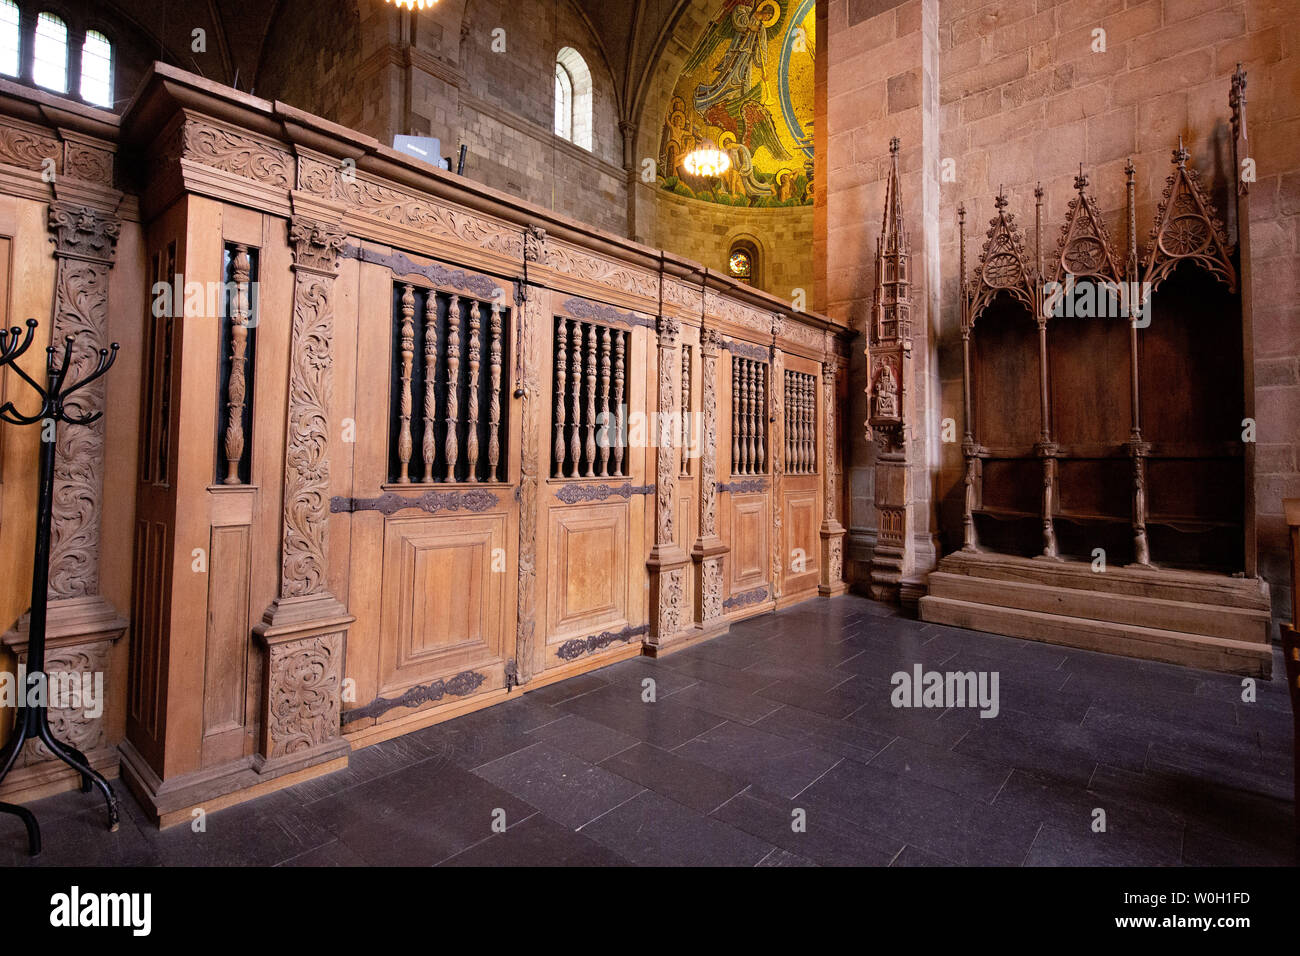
[553,62,572,142]
[80,30,112,107]
[554,47,592,151]
[0,1,19,77]
[32,12,67,93]
[728,239,760,286]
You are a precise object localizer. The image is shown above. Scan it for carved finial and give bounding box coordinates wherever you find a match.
[1124,157,1135,179]
[1173,137,1189,167]
[994,187,1008,210]
[957,202,966,222]
[889,136,900,155]
[1073,164,1087,192]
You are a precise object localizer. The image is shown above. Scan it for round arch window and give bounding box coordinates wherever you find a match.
[727,240,759,286]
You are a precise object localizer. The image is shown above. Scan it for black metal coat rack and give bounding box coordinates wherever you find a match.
[0,318,120,856]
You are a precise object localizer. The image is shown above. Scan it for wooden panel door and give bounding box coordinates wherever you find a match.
[341,250,520,736]
[535,293,653,672]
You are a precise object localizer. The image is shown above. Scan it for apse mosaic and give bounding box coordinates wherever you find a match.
[658,0,815,207]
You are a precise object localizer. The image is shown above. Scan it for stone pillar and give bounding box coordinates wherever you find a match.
[251,217,353,775]
[2,202,128,786]
[819,355,847,596]
[646,314,688,651]
[691,326,728,636]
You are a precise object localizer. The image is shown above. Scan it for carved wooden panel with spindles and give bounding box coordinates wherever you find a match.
[387,283,510,484]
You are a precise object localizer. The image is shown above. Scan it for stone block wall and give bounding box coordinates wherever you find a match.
[656,191,816,300]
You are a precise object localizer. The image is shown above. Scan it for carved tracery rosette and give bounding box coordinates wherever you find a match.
[1143,143,1237,295]
[1052,168,1122,287]
[970,191,1036,321]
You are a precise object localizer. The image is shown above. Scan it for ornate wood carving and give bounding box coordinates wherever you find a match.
[583,324,596,477]
[969,188,1036,323]
[1143,140,1237,294]
[280,218,347,598]
[1052,166,1122,287]
[612,329,626,476]
[266,632,342,758]
[598,326,612,477]
[770,339,785,601]
[46,202,120,600]
[0,119,60,172]
[342,245,505,301]
[515,286,544,683]
[182,120,292,189]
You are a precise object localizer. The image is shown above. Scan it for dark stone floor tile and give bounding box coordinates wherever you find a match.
[1145,742,1292,803]
[742,657,859,692]
[918,623,1033,660]
[798,758,1041,866]
[673,721,842,799]
[1024,821,1181,867]
[594,657,702,697]
[955,712,1150,785]
[868,736,1013,803]
[138,792,336,867]
[655,653,780,693]
[711,787,904,866]
[407,696,568,772]
[752,703,896,763]
[889,844,956,866]
[578,790,775,866]
[472,741,645,829]
[440,812,630,867]
[556,683,726,749]
[665,678,783,725]
[526,713,640,763]
[1181,825,1296,867]
[4,789,158,867]
[756,848,816,866]
[277,838,370,866]
[599,742,747,814]
[521,672,611,706]
[311,760,538,866]
[847,693,984,749]
[756,674,877,719]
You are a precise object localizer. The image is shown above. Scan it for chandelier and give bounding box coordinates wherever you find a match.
[682,142,731,178]
[386,0,439,9]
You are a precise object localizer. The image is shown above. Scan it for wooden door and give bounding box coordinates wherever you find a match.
[532,293,653,675]
[341,249,520,736]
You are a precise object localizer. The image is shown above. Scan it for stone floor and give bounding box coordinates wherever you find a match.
[3,594,1295,866]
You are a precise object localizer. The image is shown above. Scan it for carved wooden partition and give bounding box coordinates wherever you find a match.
[95,64,848,824]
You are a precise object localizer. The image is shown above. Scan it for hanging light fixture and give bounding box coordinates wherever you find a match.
[386,0,439,9]
[682,139,731,178]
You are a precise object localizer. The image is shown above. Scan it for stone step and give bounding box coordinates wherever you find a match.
[935,549,1271,611]
[927,571,1272,644]
[918,595,1272,677]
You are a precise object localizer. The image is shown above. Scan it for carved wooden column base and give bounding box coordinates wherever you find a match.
[869,459,913,603]
[646,546,691,653]
[690,537,730,640]
[0,596,126,802]
[251,593,354,777]
[819,521,848,597]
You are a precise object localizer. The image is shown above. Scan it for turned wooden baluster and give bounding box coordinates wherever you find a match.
[731,357,741,474]
[612,329,626,476]
[488,301,502,482]
[466,300,482,482]
[785,372,793,470]
[804,376,813,473]
[597,326,611,477]
[396,283,416,483]
[568,321,582,476]
[755,362,766,473]
[681,344,691,470]
[747,360,758,474]
[583,324,597,477]
[422,293,438,481]
[554,317,567,477]
[445,294,461,481]
[222,244,251,485]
